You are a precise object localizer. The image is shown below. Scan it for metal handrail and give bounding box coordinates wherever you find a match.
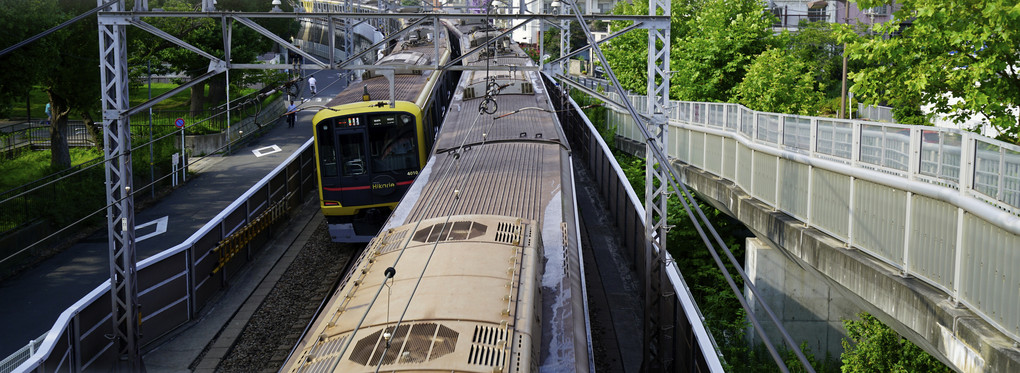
[602,87,1020,345]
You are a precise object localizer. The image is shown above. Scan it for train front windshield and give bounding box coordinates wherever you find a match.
[317,111,419,205]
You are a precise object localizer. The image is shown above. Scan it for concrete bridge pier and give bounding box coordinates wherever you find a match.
[744,237,859,360]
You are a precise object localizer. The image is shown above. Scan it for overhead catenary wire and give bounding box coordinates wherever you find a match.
[0,72,317,270]
[0,0,119,58]
[372,107,508,373]
[330,109,497,371]
[560,0,816,371]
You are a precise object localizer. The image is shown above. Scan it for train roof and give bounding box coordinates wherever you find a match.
[283,215,544,372]
[322,26,451,110]
[379,30,590,372]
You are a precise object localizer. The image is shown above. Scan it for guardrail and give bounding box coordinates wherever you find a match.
[9,138,316,372]
[604,91,1020,345]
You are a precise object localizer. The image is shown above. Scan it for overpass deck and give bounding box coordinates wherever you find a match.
[601,84,1020,373]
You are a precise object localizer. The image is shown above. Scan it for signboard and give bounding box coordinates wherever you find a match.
[174,118,185,128]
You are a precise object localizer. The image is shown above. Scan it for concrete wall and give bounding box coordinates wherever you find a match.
[175,99,286,156]
[745,237,859,359]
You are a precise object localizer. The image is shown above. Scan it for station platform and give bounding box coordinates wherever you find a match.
[0,70,347,365]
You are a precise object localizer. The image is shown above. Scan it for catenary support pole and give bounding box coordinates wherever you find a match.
[97,0,143,370]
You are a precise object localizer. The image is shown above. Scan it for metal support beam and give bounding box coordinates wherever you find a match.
[222,16,232,65]
[340,16,432,70]
[548,21,642,65]
[559,0,672,368]
[557,74,647,118]
[233,16,328,69]
[442,17,536,69]
[559,2,569,75]
[344,0,353,64]
[328,16,337,67]
[124,69,223,117]
[99,10,670,24]
[128,19,225,64]
[643,0,672,366]
[97,1,142,371]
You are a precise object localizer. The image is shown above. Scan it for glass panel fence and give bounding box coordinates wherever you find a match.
[941,132,962,183]
[783,116,811,151]
[693,103,706,124]
[756,114,780,144]
[974,141,1001,199]
[1003,147,1020,207]
[883,127,910,171]
[860,124,884,166]
[920,130,941,176]
[726,105,738,130]
[740,108,754,137]
[708,104,726,127]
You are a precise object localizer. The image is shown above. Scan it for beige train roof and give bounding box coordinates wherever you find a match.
[283,215,543,373]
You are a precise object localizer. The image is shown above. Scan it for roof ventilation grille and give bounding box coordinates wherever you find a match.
[468,345,505,367]
[348,323,459,366]
[469,325,508,367]
[495,221,523,245]
[378,229,409,255]
[412,221,487,243]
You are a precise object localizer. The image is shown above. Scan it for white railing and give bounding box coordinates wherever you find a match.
[606,92,1020,345]
[11,139,316,373]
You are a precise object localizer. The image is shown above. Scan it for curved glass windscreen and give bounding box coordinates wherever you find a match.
[369,113,418,173]
[317,112,418,180]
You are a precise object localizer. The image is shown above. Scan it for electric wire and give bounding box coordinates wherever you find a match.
[372,106,509,373]
[0,75,312,270]
[364,23,542,369]
[0,0,118,58]
[562,0,816,370]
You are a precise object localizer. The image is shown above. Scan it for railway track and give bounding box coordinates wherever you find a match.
[187,212,363,373]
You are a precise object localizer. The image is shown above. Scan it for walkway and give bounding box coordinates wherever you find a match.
[0,70,347,360]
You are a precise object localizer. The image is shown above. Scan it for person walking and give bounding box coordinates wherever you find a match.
[308,75,317,95]
[44,102,51,125]
[287,102,297,128]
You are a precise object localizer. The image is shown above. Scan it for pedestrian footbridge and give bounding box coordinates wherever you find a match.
[602,89,1020,373]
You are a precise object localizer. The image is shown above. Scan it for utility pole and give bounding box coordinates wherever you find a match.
[840,0,849,119]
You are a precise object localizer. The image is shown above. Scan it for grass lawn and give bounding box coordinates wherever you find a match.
[0,148,104,192]
[5,83,258,121]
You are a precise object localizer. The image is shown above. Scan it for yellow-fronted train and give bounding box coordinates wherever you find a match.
[312,21,460,242]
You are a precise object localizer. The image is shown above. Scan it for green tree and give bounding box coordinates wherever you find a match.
[0,0,60,118]
[131,0,292,114]
[846,0,1020,141]
[841,312,951,373]
[781,21,847,98]
[0,0,104,169]
[46,0,106,166]
[601,0,701,94]
[733,48,825,115]
[602,0,775,102]
[669,0,775,102]
[540,20,587,63]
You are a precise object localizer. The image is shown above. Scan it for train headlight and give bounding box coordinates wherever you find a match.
[401,114,412,125]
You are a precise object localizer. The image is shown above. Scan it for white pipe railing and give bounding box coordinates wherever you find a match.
[605,90,1020,346]
[11,138,315,373]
